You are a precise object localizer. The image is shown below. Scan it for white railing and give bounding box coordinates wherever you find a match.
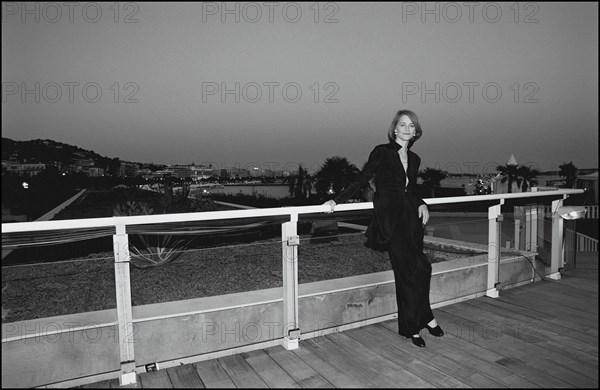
[566,229,599,252]
[585,205,599,219]
[1,188,584,385]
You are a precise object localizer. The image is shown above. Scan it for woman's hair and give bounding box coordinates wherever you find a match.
[387,109,423,148]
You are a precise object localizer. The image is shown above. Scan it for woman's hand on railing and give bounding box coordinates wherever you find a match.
[322,200,336,213]
[418,204,429,225]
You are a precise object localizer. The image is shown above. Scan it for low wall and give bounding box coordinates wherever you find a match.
[1,252,538,388]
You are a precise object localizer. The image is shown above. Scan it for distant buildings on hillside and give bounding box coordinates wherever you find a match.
[2,151,108,177]
[1,158,286,180]
[1,162,48,176]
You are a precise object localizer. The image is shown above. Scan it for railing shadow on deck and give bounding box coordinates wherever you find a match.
[1,188,585,388]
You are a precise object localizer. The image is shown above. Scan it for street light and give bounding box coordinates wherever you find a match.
[557,205,587,269]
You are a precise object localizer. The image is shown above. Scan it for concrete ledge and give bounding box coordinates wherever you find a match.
[2,251,537,388]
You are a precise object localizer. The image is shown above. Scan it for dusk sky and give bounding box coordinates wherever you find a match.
[2,2,598,175]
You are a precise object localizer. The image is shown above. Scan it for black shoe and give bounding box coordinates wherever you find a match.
[426,324,444,337]
[409,335,426,347]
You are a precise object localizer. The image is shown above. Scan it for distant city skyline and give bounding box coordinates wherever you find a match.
[2,132,595,177]
[2,2,598,175]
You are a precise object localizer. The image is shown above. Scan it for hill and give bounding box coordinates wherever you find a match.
[2,137,123,172]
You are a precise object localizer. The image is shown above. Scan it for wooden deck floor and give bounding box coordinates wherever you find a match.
[82,253,598,388]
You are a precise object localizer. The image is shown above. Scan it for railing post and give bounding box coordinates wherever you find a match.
[281,214,300,350]
[525,205,538,252]
[537,204,546,249]
[513,205,523,250]
[548,197,565,280]
[113,224,136,385]
[531,188,544,250]
[486,201,503,298]
[514,217,521,250]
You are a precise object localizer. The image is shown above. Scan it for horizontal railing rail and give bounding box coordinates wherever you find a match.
[1,188,584,386]
[2,189,584,233]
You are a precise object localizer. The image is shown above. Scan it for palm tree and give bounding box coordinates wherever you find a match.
[301,170,314,199]
[496,164,520,193]
[285,175,296,197]
[314,157,361,198]
[419,168,446,197]
[517,166,540,192]
[558,161,578,189]
[286,165,313,199]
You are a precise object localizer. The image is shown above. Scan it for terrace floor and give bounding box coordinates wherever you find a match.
[80,252,598,388]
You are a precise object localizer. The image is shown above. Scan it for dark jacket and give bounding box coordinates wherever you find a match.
[334,141,426,251]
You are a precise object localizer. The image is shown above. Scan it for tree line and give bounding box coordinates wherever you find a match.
[496,161,579,193]
[285,157,582,200]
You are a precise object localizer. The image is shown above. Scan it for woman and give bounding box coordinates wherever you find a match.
[323,109,443,347]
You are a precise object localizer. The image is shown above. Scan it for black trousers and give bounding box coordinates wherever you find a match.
[387,198,434,337]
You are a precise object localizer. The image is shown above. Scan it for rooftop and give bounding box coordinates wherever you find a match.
[79,252,598,389]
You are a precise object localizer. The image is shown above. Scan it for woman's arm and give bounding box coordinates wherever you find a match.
[333,145,382,204]
[409,154,429,224]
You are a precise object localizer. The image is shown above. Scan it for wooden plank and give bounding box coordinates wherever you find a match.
[451,298,596,361]
[304,337,392,387]
[533,359,599,388]
[499,290,598,326]
[536,284,598,302]
[435,305,559,366]
[193,359,236,388]
[476,296,597,344]
[434,308,596,387]
[459,300,547,345]
[166,364,205,388]
[343,326,471,388]
[292,340,367,388]
[495,296,596,334]
[300,337,396,387]
[493,357,575,388]
[218,354,268,388]
[374,322,508,388]
[241,350,301,388]
[524,289,597,313]
[467,299,599,361]
[326,331,435,387]
[530,280,598,300]
[430,310,573,388]
[509,286,598,315]
[563,264,599,277]
[377,319,398,333]
[428,312,538,387]
[558,277,598,293]
[81,379,112,388]
[139,369,173,388]
[264,345,334,388]
[500,288,596,317]
[426,310,542,388]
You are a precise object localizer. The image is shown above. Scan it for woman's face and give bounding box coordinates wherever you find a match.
[396,115,416,141]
